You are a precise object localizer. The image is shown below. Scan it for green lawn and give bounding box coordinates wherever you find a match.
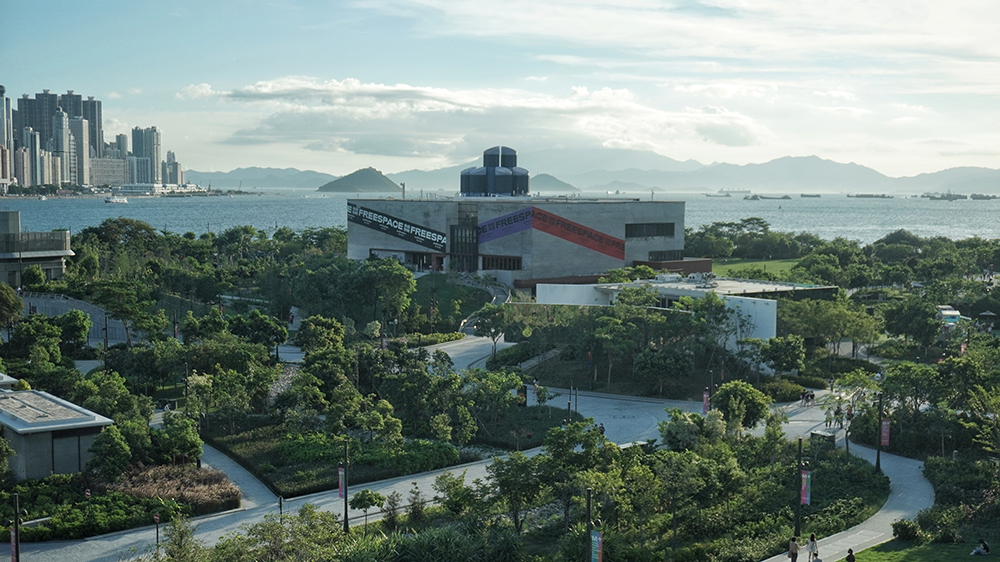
[712,258,799,277]
[856,541,986,561]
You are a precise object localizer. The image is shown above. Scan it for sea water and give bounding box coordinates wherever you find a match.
[6,189,1000,245]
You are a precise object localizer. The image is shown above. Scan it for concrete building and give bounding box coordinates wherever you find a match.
[51,108,73,184]
[0,211,74,286]
[0,86,11,193]
[347,146,707,288]
[82,96,104,158]
[131,126,161,183]
[0,390,113,481]
[90,157,128,187]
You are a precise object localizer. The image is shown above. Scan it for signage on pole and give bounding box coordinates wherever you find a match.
[702,390,710,414]
[800,470,811,505]
[153,513,160,523]
[10,527,16,562]
[338,467,345,498]
[590,530,603,562]
[880,418,891,447]
[85,488,91,498]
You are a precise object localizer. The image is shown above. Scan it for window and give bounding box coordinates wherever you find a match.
[648,250,683,262]
[626,223,675,238]
[482,256,522,270]
[449,225,479,272]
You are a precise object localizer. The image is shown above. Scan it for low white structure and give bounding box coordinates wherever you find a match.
[536,273,839,347]
[0,390,113,481]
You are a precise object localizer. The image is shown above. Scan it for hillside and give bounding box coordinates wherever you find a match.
[185,167,337,189]
[317,167,401,193]
[531,173,579,192]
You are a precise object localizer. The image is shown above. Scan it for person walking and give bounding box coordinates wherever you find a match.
[845,548,855,562]
[788,537,799,562]
[806,533,819,561]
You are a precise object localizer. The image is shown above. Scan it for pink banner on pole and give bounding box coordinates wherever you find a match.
[800,469,811,505]
[702,390,710,415]
[881,418,891,447]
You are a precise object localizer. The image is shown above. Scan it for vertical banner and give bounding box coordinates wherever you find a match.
[590,530,603,562]
[10,527,16,562]
[800,469,811,505]
[702,390,710,415]
[338,467,345,498]
[881,418,891,447]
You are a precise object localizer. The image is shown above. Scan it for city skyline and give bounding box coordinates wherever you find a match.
[4,1,1000,177]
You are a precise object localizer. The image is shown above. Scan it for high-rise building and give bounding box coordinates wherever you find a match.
[131,126,161,183]
[115,133,128,158]
[162,150,184,185]
[13,148,31,189]
[127,156,151,184]
[68,117,90,186]
[90,157,127,187]
[51,109,72,184]
[58,90,83,121]
[21,127,41,186]
[17,90,59,150]
[0,85,11,193]
[82,97,103,158]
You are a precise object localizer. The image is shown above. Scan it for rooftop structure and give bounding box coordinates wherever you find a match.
[0,390,113,480]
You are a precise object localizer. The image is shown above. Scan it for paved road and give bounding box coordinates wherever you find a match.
[21,337,932,562]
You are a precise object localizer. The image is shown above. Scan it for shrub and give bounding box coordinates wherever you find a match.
[785,374,828,389]
[106,465,241,515]
[756,378,804,402]
[382,491,402,531]
[403,332,465,347]
[406,482,425,524]
[892,518,926,542]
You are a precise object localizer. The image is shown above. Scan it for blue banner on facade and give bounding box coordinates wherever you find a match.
[477,208,534,243]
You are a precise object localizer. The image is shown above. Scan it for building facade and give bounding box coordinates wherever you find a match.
[0,211,74,286]
[0,390,113,481]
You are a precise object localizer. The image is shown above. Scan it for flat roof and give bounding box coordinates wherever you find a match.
[595,275,836,297]
[0,390,113,434]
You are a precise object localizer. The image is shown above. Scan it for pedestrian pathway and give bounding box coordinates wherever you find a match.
[758,398,934,562]
[21,337,933,562]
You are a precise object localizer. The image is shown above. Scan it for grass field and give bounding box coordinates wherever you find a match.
[856,541,986,561]
[712,257,799,277]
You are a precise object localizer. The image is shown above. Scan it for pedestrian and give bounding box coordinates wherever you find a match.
[788,536,799,562]
[824,410,833,428]
[599,423,605,435]
[971,538,990,555]
[834,406,844,429]
[845,548,855,562]
[806,533,819,562]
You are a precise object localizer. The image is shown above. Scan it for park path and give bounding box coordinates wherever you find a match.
[21,337,932,562]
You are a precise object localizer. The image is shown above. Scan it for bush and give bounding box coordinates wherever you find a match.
[785,374,828,389]
[757,378,804,402]
[106,465,241,515]
[403,332,465,347]
[892,518,926,542]
[486,341,555,370]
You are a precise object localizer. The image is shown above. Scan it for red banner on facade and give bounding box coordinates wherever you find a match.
[531,207,626,259]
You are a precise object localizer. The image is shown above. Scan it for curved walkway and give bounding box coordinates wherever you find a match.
[22,337,933,562]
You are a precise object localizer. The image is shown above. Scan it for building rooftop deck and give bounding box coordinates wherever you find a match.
[0,390,113,434]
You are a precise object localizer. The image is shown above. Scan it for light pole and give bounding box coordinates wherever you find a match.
[875,392,884,473]
[342,440,350,534]
[795,437,803,537]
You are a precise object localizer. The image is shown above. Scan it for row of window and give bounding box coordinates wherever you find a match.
[625,222,675,238]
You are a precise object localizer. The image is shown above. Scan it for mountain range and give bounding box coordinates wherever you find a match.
[188,150,1000,194]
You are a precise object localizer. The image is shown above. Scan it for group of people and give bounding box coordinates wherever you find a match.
[789,534,990,559]
[799,390,816,406]
[824,404,853,429]
[788,534,826,562]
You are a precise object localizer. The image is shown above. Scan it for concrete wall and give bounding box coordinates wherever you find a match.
[536,283,614,306]
[724,295,777,344]
[20,292,129,343]
[347,198,685,282]
[8,431,51,481]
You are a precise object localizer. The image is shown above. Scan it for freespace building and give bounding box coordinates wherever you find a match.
[346,147,706,288]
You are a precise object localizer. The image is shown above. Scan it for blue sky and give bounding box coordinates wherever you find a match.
[4,0,999,176]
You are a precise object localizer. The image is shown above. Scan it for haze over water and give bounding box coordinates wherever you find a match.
[8,189,1000,245]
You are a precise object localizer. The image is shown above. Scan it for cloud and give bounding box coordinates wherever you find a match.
[674,83,774,98]
[127,88,142,95]
[891,102,930,113]
[106,92,121,99]
[215,76,766,159]
[813,89,858,100]
[176,83,224,100]
[524,76,549,82]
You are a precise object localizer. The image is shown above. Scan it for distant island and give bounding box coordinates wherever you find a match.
[317,167,401,193]
[531,173,579,192]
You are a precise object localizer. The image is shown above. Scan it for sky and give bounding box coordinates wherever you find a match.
[4,0,1000,177]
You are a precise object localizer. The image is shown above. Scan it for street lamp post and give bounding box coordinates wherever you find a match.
[342,440,350,534]
[875,392,884,473]
[794,438,803,537]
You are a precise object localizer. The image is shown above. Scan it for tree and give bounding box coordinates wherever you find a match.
[293,315,346,354]
[710,380,771,433]
[21,264,46,288]
[475,303,509,359]
[615,285,659,307]
[487,451,542,533]
[155,410,203,464]
[162,515,205,562]
[0,430,15,478]
[230,309,288,354]
[87,425,132,480]
[968,385,1000,455]
[53,309,92,354]
[761,334,806,375]
[349,489,386,532]
[0,282,22,329]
